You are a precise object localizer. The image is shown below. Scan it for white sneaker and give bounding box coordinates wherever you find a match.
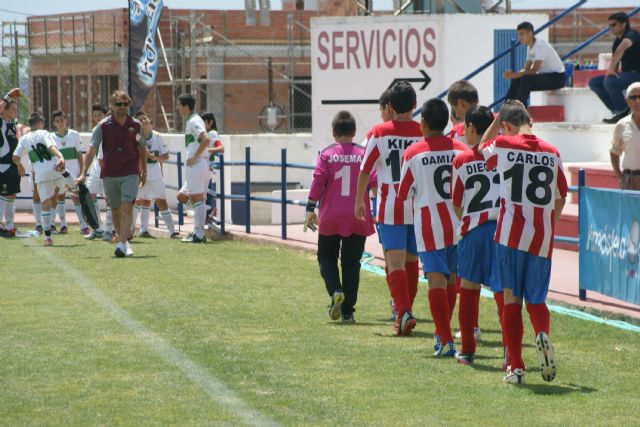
[535,332,557,382]
[503,367,525,384]
[454,327,482,340]
[114,242,126,258]
[124,242,134,257]
[328,290,344,321]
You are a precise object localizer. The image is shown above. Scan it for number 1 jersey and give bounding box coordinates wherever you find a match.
[482,134,568,258]
[360,120,423,225]
[397,135,470,252]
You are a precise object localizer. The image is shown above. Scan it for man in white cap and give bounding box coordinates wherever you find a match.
[610,82,640,190]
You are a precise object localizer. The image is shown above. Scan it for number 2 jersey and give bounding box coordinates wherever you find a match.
[451,144,500,237]
[360,120,423,225]
[309,142,375,237]
[397,135,470,252]
[482,134,568,258]
[14,130,59,183]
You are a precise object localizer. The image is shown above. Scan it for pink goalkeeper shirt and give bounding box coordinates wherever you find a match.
[309,142,376,237]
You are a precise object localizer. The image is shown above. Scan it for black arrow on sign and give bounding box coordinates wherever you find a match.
[321,70,431,105]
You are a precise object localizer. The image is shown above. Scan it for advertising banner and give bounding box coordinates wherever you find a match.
[128,0,164,113]
[579,187,640,305]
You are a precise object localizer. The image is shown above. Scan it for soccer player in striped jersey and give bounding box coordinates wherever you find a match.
[131,111,178,239]
[51,110,88,234]
[447,81,480,144]
[398,99,470,356]
[355,81,423,336]
[450,106,505,366]
[481,100,568,384]
[305,111,375,323]
[12,113,76,246]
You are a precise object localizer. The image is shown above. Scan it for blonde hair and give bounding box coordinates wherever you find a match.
[110,90,133,105]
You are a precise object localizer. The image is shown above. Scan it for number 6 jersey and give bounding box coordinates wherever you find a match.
[482,133,568,258]
[451,144,500,237]
[397,135,470,252]
[14,130,60,183]
[360,120,423,225]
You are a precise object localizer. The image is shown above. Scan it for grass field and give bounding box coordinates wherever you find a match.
[1,230,639,426]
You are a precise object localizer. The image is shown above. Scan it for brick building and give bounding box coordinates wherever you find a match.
[9,2,640,132]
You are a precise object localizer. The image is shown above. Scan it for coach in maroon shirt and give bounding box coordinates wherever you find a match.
[79,90,147,258]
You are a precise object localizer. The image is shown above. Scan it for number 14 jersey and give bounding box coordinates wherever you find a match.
[482,134,568,258]
[360,120,423,225]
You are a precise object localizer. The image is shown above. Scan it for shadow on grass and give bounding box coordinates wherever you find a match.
[110,255,158,259]
[520,382,597,395]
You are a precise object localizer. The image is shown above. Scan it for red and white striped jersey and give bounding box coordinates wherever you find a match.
[397,135,470,251]
[482,134,568,258]
[451,145,500,236]
[360,120,423,225]
[449,122,466,145]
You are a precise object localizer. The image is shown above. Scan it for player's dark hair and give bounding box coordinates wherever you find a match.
[134,110,149,120]
[420,99,449,132]
[332,110,356,137]
[447,80,479,106]
[28,112,45,127]
[388,80,416,114]
[91,103,108,114]
[201,112,217,131]
[464,106,494,136]
[51,110,67,120]
[178,93,196,111]
[499,100,531,127]
[609,12,629,29]
[517,21,534,32]
[378,89,391,108]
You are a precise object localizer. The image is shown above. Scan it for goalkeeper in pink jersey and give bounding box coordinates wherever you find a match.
[304,111,376,323]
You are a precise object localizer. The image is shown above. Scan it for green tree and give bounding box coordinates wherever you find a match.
[0,56,30,122]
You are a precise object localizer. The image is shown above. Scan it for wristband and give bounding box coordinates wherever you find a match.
[3,95,11,104]
[306,201,316,212]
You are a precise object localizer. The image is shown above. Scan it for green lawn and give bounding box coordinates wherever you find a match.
[0,231,638,426]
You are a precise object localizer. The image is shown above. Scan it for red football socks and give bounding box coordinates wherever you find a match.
[405,261,419,308]
[388,269,410,317]
[459,288,479,353]
[429,288,452,344]
[474,287,481,328]
[527,303,550,335]
[503,303,525,370]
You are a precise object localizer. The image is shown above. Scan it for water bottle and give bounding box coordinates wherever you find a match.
[565,61,573,87]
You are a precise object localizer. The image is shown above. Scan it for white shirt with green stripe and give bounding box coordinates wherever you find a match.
[14,130,60,183]
[51,129,82,177]
[143,130,169,181]
[185,113,208,163]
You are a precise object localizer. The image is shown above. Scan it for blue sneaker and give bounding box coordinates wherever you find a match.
[433,335,441,352]
[434,340,456,357]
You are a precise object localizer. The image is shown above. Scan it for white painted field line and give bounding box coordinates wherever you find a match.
[28,242,279,427]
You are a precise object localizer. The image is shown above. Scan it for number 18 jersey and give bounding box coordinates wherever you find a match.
[482,134,568,258]
[452,145,500,237]
[397,135,470,251]
[360,120,423,225]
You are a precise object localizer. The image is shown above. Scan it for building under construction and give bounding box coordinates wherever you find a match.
[1,0,637,132]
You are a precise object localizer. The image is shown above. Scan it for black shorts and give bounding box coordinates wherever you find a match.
[0,165,21,196]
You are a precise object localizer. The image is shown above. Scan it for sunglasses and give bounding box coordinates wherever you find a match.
[628,95,640,100]
[609,22,619,28]
[114,102,130,107]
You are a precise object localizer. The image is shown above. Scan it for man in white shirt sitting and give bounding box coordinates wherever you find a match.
[503,21,566,107]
